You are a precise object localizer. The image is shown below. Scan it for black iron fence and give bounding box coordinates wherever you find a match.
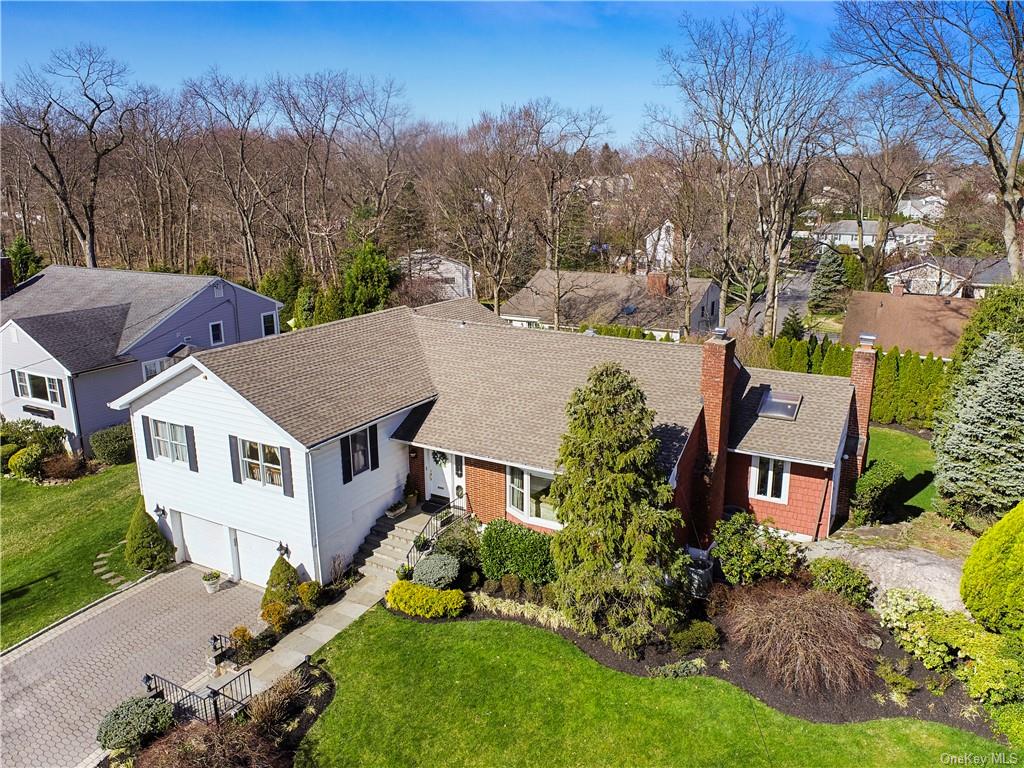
[145,669,252,725]
[406,494,471,568]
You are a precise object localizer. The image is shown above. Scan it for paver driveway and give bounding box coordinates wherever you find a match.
[1,565,262,768]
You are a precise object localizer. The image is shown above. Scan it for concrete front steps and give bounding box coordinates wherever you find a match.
[353,510,433,581]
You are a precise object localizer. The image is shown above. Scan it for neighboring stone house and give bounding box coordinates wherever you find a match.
[395,250,474,300]
[502,269,721,339]
[815,220,936,254]
[885,256,1012,298]
[1,263,281,454]
[841,289,977,360]
[112,297,874,587]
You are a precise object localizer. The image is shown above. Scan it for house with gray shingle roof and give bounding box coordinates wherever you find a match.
[884,256,1012,298]
[110,301,876,587]
[1,264,281,454]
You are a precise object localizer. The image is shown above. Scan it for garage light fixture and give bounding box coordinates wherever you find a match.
[277,541,290,558]
[154,505,167,519]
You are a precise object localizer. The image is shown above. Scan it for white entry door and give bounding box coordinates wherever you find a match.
[427,449,453,500]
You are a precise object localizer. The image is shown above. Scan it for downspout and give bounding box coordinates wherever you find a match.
[305,448,323,584]
[68,373,85,454]
[812,468,830,542]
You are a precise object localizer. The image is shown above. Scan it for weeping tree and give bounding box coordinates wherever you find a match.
[550,362,689,657]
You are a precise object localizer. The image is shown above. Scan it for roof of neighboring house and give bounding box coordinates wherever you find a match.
[818,220,936,237]
[2,266,224,372]
[411,297,502,325]
[840,291,977,358]
[886,256,1012,286]
[186,305,851,469]
[502,269,715,332]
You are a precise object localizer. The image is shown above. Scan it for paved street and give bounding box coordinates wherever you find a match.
[726,270,814,336]
[1,565,262,768]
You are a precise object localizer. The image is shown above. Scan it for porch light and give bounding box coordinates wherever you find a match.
[277,541,290,558]
[409,446,418,458]
[142,674,153,692]
[209,635,220,651]
[153,505,167,519]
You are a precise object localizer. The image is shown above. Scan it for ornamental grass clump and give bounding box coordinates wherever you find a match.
[724,583,875,698]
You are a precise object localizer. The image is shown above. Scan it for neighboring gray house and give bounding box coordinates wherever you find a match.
[396,250,474,300]
[884,256,1013,298]
[502,269,720,339]
[1,264,281,454]
[815,220,936,254]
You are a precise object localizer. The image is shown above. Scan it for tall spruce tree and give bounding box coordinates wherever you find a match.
[342,241,397,317]
[550,362,689,656]
[808,249,847,313]
[934,344,1024,520]
[871,347,900,423]
[779,307,805,341]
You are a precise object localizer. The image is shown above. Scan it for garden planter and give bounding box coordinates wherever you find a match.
[405,493,417,509]
[387,502,408,519]
[204,579,219,594]
[686,557,713,600]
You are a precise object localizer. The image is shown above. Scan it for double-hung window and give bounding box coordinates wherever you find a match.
[209,321,225,346]
[15,370,61,404]
[750,456,789,502]
[349,429,370,477]
[152,419,188,463]
[142,358,173,381]
[507,466,525,513]
[241,440,282,487]
[261,312,278,337]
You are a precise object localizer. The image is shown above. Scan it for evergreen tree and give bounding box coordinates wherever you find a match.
[257,249,304,323]
[871,347,900,423]
[952,283,1024,367]
[312,282,344,325]
[191,255,219,276]
[550,363,689,656]
[779,306,805,341]
[935,345,1024,520]
[124,499,173,571]
[808,249,847,313]
[807,333,818,354]
[770,337,793,371]
[820,334,833,359]
[810,344,824,374]
[789,340,810,373]
[292,282,318,329]
[381,180,430,260]
[342,241,396,317]
[821,343,844,376]
[920,355,947,426]
[895,350,922,425]
[5,235,42,282]
[841,249,864,290]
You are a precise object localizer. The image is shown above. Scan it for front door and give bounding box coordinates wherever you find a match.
[428,449,453,500]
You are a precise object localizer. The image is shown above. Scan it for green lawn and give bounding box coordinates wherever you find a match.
[839,427,977,559]
[297,609,1006,768]
[1,463,143,648]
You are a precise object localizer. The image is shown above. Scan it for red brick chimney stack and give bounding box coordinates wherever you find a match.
[892,283,905,297]
[700,327,737,537]
[850,334,877,473]
[647,271,668,297]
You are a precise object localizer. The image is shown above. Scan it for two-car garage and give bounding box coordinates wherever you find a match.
[169,510,280,587]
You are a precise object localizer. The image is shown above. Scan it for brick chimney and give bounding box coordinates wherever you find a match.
[891,283,905,297]
[0,257,14,298]
[849,334,877,473]
[647,271,668,297]
[700,327,737,540]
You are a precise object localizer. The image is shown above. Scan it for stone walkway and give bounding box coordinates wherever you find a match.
[91,540,128,589]
[806,539,965,611]
[0,565,262,768]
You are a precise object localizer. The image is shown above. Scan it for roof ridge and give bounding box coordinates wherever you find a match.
[43,264,220,281]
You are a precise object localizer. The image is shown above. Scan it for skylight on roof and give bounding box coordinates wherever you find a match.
[758,390,802,421]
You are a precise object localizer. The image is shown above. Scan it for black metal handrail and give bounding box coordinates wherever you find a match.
[146,669,253,725]
[148,673,209,722]
[405,494,471,569]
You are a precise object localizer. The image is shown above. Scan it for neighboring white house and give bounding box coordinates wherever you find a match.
[643,220,678,272]
[396,250,474,300]
[815,220,936,254]
[884,256,1012,298]
[896,194,947,220]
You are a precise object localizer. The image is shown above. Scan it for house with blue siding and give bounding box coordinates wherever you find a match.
[1,263,281,454]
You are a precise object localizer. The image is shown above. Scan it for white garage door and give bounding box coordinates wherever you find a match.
[176,512,232,574]
[235,530,279,587]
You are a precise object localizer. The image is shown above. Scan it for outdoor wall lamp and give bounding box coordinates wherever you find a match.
[153,505,167,519]
[409,447,418,458]
[141,674,154,692]
[277,541,290,558]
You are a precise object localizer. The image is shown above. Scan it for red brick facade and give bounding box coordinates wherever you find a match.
[724,454,835,539]
[850,344,877,474]
[464,457,506,523]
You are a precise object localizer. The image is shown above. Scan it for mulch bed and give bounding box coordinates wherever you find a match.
[390,587,998,742]
[272,660,337,756]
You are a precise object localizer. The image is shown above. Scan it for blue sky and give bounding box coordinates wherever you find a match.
[1,2,837,141]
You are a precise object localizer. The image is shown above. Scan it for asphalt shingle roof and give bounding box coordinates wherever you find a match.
[841,291,977,359]
[502,269,714,332]
[411,297,503,324]
[193,303,852,469]
[2,266,220,372]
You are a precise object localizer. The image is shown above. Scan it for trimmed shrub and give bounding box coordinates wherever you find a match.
[724,583,875,697]
[523,580,542,604]
[385,580,466,619]
[396,564,413,581]
[34,425,67,456]
[229,625,255,659]
[0,443,19,472]
[260,601,289,634]
[412,553,460,589]
[432,518,481,570]
[712,511,802,586]
[0,419,32,448]
[541,583,558,609]
[877,589,955,669]
[262,556,300,608]
[501,573,522,599]
[809,557,874,609]
[669,620,720,654]
[961,501,1024,634]
[90,423,135,465]
[876,658,919,699]
[482,579,500,596]
[125,499,174,571]
[480,519,556,584]
[96,696,174,752]
[651,658,708,678]
[297,580,322,611]
[851,458,904,526]
[8,444,45,479]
